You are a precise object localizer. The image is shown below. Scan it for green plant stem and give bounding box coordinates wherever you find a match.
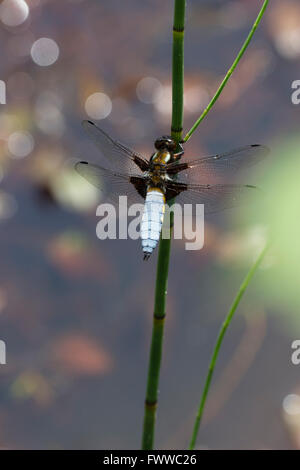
[189,241,271,450]
[183,0,269,143]
[171,0,186,142]
[141,0,186,451]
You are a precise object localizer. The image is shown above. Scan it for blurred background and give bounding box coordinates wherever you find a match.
[0,0,300,450]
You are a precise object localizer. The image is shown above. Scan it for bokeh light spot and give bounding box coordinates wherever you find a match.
[0,0,29,27]
[184,87,209,113]
[35,92,65,137]
[154,85,172,116]
[136,77,163,104]
[84,92,112,120]
[31,38,60,66]
[275,29,300,59]
[8,131,34,158]
[283,394,300,416]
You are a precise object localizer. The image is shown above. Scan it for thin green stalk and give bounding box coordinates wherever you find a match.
[171,0,186,142]
[189,241,271,450]
[183,0,269,143]
[141,0,186,451]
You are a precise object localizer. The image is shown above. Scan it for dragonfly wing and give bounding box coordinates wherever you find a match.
[75,161,147,206]
[166,181,260,214]
[167,144,269,184]
[82,120,149,173]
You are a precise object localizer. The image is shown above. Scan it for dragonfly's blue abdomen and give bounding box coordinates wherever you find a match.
[141,188,166,260]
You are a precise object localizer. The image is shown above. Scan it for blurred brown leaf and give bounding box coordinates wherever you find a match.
[52,333,113,376]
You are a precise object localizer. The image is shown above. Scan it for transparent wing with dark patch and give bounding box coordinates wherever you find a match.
[166,180,261,214]
[75,161,147,206]
[82,120,149,173]
[167,144,269,184]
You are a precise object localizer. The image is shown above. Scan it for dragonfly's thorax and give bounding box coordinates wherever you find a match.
[147,151,171,188]
[151,150,172,165]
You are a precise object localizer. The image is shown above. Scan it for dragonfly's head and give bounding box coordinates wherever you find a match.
[154,136,177,152]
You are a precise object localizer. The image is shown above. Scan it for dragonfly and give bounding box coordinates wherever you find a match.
[75,120,269,260]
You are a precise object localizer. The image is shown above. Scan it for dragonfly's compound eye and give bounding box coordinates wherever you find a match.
[155,136,176,151]
[154,138,166,150]
[167,140,177,152]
